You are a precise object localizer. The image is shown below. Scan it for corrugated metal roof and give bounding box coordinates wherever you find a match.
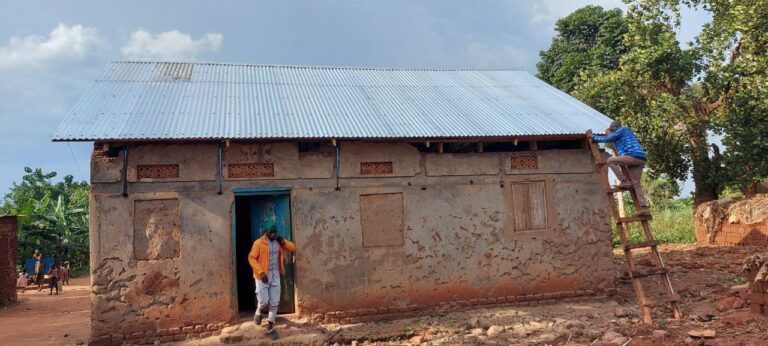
[51,61,612,141]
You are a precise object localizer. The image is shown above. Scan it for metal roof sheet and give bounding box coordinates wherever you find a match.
[51,61,612,141]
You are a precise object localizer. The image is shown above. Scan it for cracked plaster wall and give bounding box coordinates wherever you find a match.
[88,141,613,336]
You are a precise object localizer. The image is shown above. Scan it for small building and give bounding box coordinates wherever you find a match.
[53,61,616,342]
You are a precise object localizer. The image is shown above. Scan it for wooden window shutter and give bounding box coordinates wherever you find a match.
[510,181,548,231]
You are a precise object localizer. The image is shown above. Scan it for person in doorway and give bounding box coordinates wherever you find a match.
[589,120,651,216]
[33,250,44,291]
[248,221,296,334]
[48,265,60,295]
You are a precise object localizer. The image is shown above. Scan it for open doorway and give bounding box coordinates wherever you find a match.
[234,190,295,315]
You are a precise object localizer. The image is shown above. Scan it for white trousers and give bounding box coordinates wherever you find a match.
[255,277,281,323]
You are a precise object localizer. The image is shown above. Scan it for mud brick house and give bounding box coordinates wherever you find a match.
[53,61,616,342]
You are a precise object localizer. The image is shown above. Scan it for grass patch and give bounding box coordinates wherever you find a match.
[612,199,696,247]
[70,266,90,278]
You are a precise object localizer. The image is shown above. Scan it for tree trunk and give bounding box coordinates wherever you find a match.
[689,131,719,206]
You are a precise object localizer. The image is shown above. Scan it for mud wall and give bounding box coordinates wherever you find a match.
[0,216,18,306]
[695,195,768,246]
[88,141,614,338]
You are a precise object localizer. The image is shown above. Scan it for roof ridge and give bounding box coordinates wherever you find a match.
[109,60,528,72]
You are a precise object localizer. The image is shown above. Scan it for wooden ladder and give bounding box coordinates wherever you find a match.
[587,138,682,325]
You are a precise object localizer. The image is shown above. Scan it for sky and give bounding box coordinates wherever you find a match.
[0,0,711,197]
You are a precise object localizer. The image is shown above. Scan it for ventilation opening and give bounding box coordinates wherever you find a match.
[298,142,333,153]
[537,140,583,150]
[484,141,531,152]
[443,143,476,153]
[411,143,440,153]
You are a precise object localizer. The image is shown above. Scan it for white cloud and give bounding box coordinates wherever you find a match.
[120,29,223,61]
[0,24,101,71]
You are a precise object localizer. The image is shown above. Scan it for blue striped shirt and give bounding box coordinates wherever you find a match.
[592,127,647,159]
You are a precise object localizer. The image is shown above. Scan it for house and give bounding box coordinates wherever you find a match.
[53,61,616,343]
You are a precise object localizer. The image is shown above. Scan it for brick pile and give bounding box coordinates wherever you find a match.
[89,322,226,346]
[304,288,610,324]
[743,253,768,316]
[695,195,768,246]
[0,216,18,306]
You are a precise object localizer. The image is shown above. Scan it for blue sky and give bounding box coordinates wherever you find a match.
[0,0,710,196]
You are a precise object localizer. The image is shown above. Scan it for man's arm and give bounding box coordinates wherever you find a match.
[280,239,296,253]
[247,241,265,279]
[591,127,624,143]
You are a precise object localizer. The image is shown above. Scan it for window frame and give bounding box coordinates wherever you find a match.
[507,178,557,233]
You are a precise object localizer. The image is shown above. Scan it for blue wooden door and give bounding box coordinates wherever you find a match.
[249,194,295,313]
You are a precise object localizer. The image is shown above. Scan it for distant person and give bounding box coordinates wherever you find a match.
[33,250,44,291]
[48,265,60,295]
[248,221,296,335]
[17,270,28,293]
[60,263,70,285]
[589,120,650,216]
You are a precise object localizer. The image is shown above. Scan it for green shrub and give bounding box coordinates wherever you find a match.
[611,198,695,247]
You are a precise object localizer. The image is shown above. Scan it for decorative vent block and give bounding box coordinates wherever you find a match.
[137,164,179,179]
[360,162,394,175]
[228,163,275,178]
[510,156,538,169]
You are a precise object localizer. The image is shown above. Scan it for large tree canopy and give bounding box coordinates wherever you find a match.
[1,167,89,269]
[537,5,628,93]
[538,0,768,205]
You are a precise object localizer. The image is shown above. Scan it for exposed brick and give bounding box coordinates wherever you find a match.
[207,323,218,331]
[172,334,186,341]
[156,329,169,336]
[194,325,205,332]
[169,327,181,335]
[200,332,212,338]
[159,335,175,343]
[182,326,194,333]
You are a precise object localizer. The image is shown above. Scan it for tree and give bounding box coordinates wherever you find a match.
[1,167,89,268]
[537,6,628,93]
[690,0,768,191]
[539,1,768,206]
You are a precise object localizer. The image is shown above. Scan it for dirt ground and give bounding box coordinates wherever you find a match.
[0,276,90,346]
[3,245,768,345]
[202,245,768,345]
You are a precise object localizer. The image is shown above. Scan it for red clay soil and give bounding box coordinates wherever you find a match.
[0,276,90,346]
[3,245,768,345]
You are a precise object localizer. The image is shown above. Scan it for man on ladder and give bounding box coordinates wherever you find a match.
[588,120,650,216]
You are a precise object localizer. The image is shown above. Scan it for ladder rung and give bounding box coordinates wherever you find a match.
[617,215,653,223]
[627,267,668,278]
[642,294,681,306]
[606,186,633,194]
[624,240,659,250]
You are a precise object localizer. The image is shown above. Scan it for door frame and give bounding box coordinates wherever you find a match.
[231,187,292,314]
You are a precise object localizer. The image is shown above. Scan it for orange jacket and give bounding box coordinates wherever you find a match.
[248,235,296,279]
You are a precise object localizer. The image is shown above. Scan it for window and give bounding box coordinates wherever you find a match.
[360,193,404,248]
[510,181,548,231]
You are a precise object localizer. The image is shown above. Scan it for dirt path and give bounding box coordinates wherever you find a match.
[0,276,90,346]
